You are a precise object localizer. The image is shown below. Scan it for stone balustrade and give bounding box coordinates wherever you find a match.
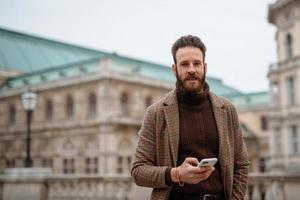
[0,169,132,200]
[47,174,132,200]
[247,172,300,200]
[1,171,300,200]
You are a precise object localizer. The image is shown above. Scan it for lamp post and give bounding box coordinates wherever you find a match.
[21,90,37,168]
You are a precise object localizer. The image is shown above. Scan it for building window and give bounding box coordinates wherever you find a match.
[273,128,282,155]
[260,116,268,131]
[42,158,53,168]
[127,156,132,168]
[145,96,152,109]
[85,157,98,174]
[6,159,15,168]
[286,34,293,59]
[270,82,279,106]
[88,93,97,118]
[271,82,279,96]
[271,82,279,99]
[45,99,53,121]
[9,105,16,125]
[261,191,266,200]
[121,92,129,115]
[66,95,74,119]
[63,158,75,174]
[289,125,299,155]
[248,185,253,200]
[286,77,296,106]
[116,156,132,174]
[259,158,266,172]
[117,156,123,174]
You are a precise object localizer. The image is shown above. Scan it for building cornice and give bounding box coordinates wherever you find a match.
[268,0,299,24]
[0,116,141,139]
[0,70,173,98]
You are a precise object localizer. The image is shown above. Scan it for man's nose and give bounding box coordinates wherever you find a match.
[187,63,196,72]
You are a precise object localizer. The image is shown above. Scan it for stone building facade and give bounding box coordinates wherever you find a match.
[230,92,270,173]
[267,0,300,199]
[268,0,300,174]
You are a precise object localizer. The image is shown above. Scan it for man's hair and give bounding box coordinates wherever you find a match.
[171,35,206,64]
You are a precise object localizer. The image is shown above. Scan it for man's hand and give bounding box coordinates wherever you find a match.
[171,157,215,184]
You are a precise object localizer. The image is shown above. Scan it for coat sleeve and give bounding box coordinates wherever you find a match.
[230,104,250,200]
[131,106,169,188]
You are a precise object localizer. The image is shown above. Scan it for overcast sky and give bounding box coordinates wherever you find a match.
[0,0,277,93]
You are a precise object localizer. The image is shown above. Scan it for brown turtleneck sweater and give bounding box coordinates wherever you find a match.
[165,84,223,196]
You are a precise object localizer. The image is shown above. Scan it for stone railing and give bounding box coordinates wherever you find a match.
[1,170,300,200]
[46,174,132,200]
[247,172,300,200]
[0,168,133,200]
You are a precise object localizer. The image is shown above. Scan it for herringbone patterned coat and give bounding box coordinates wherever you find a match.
[131,89,249,200]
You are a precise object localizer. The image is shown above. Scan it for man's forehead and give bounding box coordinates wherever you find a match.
[176,47,204,59]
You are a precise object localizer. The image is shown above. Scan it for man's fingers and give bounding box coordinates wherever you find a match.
[184,157,199,166]
[193,167,214,180]
[195,166,215,173]
[183,168,215,184]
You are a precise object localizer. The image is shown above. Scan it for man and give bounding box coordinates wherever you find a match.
[131,35,249,200]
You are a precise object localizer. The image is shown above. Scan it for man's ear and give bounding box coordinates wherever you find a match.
[172,64,177,76]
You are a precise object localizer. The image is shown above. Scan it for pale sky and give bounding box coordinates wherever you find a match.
[0,0,277,93]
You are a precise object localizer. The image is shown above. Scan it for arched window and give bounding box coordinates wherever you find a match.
[63,158,75,174]
[260,116,268,131]
[145,96,152,109]
[116,139,133,174]
[66,95,74,119]
[6,159,15,168]
[45,99,53,120]
[121,92,129,115]
[286,34,293,59]
[88,93,97,117]
[42,158,53,168]
[85,157,98,174]
[287,76,295,106]
[9,105,16,125]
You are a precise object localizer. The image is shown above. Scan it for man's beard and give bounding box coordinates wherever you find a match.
[176,71,206,96]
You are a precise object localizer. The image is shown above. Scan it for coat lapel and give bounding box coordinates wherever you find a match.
[209,92,230,198]
[163,89,179,167]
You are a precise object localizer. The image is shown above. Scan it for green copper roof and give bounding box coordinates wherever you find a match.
[0,27,252,99]
[2,58,100,89]
[228,91,269,107]
[0,27,107,73]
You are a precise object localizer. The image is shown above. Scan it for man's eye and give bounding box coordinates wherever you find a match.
[181,63,188,67]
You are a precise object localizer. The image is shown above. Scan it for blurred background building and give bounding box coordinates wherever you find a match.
[265,0,300,199]
[0,26,269,200]
[0,0,299,199]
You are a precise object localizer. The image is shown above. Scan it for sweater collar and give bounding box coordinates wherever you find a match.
[176,82,209,106]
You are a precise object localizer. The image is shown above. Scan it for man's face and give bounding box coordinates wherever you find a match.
[172,46,207,94]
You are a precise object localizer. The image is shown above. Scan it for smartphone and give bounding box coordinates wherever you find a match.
[197,158,218,167]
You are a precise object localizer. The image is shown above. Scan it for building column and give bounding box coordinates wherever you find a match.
[252,184,261,200]
[99,124,114,175]
[267,181,285,200]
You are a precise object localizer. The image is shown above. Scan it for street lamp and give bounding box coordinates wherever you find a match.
[21,90,37,167]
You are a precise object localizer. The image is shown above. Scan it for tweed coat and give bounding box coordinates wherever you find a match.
[131,89,249,200]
